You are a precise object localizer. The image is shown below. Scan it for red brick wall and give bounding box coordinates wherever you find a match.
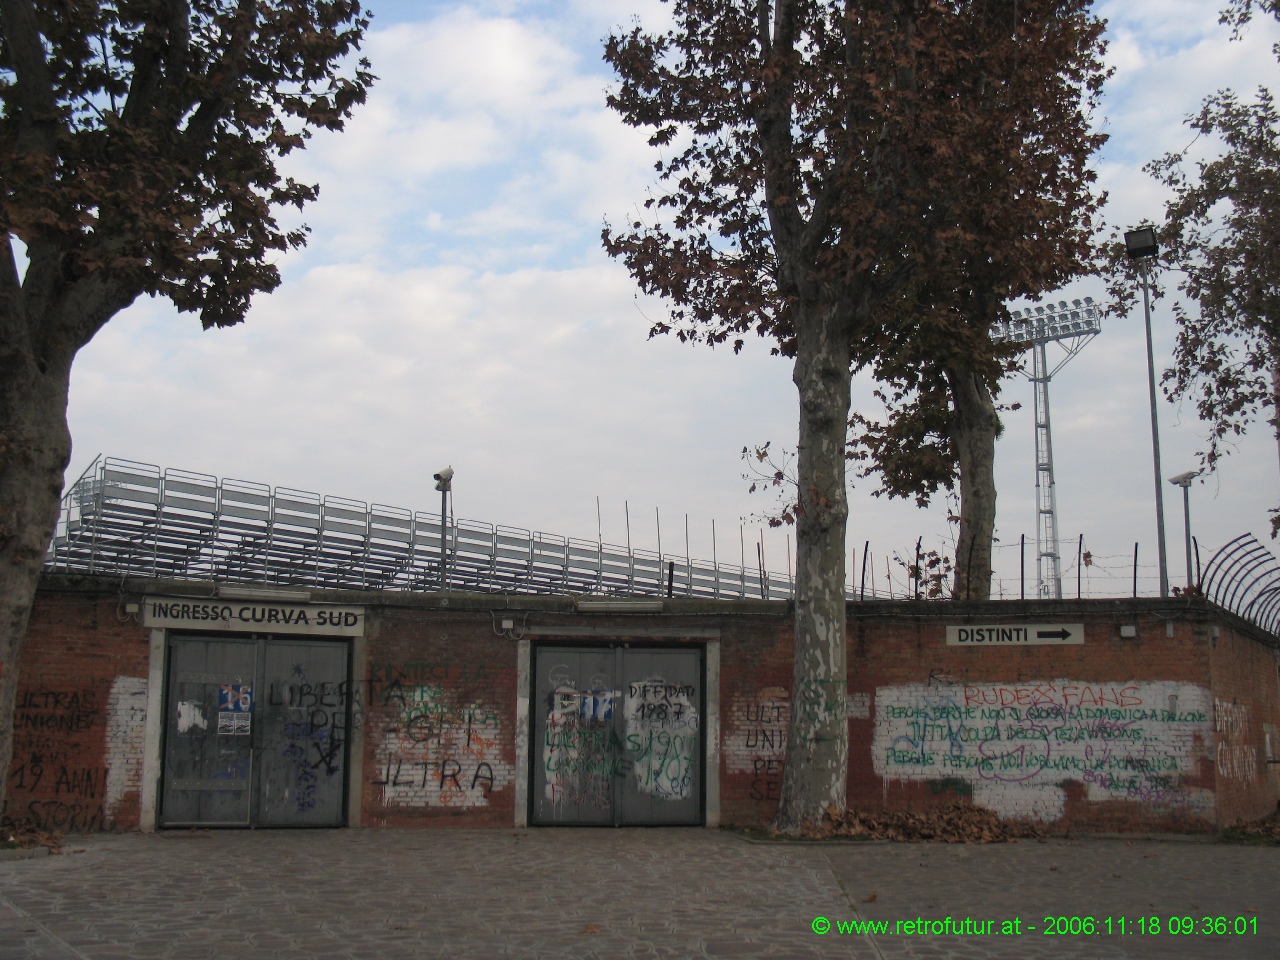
[6,587,150,832]
[13,580,1280,835]
[718,616,794,826]
[360,612,518,826]
[846,608,1218,834]
[1210,620,1280,825]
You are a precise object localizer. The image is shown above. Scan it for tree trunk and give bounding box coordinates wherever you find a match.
[772,300,850,835]
[947,363,999,601]
[0,344,75,820]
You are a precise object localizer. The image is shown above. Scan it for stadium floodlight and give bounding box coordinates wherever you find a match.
[992,297,1102,600]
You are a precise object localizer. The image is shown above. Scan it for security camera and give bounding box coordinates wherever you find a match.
[434,466,454,490]
[1168,470,1200,487]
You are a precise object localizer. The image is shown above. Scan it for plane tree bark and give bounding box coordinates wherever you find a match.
[0,0,372,820]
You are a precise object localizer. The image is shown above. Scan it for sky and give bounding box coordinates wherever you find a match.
[61,0,1280,600]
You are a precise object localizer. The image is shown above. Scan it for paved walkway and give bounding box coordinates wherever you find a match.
[1,829,1276,959]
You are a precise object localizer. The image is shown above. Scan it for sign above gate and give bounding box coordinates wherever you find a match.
[143,597,366,636]
[946,623,1084,646]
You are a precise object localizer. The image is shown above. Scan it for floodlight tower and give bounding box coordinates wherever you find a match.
[991,297,1103,599]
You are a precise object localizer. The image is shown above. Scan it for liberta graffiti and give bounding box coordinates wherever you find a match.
[872,681,1214,821]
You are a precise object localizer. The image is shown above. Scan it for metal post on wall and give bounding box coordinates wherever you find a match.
[1133,542,1140,598]
[1077,534,1084,599]
[860,540,870,600]
[914,536,923,600]
[433,465,453,590]
[1020,534,1026,600]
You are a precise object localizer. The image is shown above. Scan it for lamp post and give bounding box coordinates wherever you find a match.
[1125,226,1169,598]
[433,465,453,589]
[1168,470,1200,589]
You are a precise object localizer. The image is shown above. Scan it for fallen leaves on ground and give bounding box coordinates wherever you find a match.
[1224,806,1280,843]
[0,816,63,852]
[809,802,1046,844]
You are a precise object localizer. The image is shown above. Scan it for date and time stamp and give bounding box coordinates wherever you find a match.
[810,914,1261,938]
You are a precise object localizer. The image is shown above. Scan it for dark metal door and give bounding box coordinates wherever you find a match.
[532,646,702,826]
[257,640,349,826]
[161,637,257,826]
[160,635,350,828]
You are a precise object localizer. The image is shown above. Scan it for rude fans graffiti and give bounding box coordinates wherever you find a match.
[873,680,1214,821]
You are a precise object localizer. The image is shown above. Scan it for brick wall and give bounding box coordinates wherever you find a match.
[6,585,151,832]
[361,612,518,826]
[11,578,1280,835]
[843,604,1219,834]
[1210,619,1280,825]
[718,614,794,826]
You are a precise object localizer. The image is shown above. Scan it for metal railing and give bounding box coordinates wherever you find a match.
[1200,533,1280,638]
[44,457,795,600]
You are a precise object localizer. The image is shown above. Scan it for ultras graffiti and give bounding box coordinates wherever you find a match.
[872,681,1214,821]
[543,672,620,809]
[371,661,511,809]
[724,687,790,802]
[8,676,147,831]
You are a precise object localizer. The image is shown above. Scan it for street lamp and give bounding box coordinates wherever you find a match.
[1168,470,1201,589]
[433,465,453,589]
[1125,226,1169,597]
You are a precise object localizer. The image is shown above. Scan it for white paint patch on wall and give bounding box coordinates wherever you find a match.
[873,680,1213,822]
[104,675,149,824]
[624,677,698,800]
[176,700,206,733]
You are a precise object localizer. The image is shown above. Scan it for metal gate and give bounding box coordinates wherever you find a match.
[160,635,351,827]
[532,645,702,826]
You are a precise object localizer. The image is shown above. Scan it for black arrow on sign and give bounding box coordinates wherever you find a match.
[1036,628,1072,641]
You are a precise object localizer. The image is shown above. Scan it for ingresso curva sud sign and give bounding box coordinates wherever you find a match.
[946,623,1084,646]
[142,597,366,636]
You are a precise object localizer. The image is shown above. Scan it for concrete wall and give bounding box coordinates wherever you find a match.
[8,576,1279,834]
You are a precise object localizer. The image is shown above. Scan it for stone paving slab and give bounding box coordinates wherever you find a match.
[0,830,862,960]
[0,829,1276,960]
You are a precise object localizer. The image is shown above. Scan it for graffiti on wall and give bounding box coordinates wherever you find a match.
[873,680,1214,821]
[7,676,147,831]
[543,671,620,809]
[725,687,790,802]
[624,678,698,800]
[1214,698,1257,784]
[541,670,699,807]
[371,661,511,809]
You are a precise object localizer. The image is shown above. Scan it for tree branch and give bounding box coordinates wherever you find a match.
[181,0,254,154]
[0,0,59,155]
[755,0,807,283]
